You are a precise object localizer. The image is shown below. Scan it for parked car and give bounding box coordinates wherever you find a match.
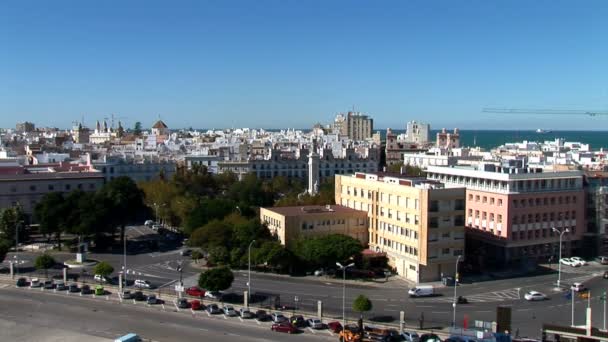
[43,280,54,289]
[68,283,79,293]
[327,321,343,333]
[524,291,547,301]
[223,306,238,317]
[177,298,190,309]
[94,285,105,295]
[152,224,162,230]
[144,220,154,227]
[271,322,298,334]
[185,286,205,298]
[401,331,420,342]
[570,257,587,266]
[16,277,27,287]
[133,291,146,301]
[272,312,288,323]
[314,269,325,276]
[559,258,580,267]
[207,304,221,314]
[29,278,41,288]
[307,318,323,329]
[239,308,254,319]
[603,271,608,279]
[180,249,192,256]
[134,279,152,289]
[190,300,202,310]
[81,285,92,294]
[54,280,67,291]
[255,310,271,321]
[596,256,608,265]
[94,274,109,283]
[121,290,132,299]
[420,333,442,342]
[290,315,306,327]
[146,294,159,304]
[572,282,587,292]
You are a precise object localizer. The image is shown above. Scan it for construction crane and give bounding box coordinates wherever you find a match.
[482,107,608,116]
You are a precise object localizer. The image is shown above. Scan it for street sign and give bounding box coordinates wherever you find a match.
[175,285,184,292]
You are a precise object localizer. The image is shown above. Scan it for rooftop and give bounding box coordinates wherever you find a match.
[262,205,365,217]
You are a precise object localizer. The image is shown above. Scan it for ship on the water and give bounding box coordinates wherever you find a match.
[536,128,552,134]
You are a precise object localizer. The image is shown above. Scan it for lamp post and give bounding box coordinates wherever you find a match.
[247,240,255,306]
[15,220,22,275]
[452,255,462,327]
[337,262,355,328]
[123,231,127,286]
[552,227,569,288]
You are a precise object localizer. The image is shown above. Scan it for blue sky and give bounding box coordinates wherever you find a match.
[0,1,607,130]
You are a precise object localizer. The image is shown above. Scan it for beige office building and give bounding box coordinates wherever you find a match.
[335,173,465,283]
[260,205,368,248]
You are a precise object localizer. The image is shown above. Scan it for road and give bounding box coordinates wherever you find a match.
[7,226,608,339]
[0,285,334,342]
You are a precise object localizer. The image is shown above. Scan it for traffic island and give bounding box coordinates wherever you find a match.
[63,259,98,269]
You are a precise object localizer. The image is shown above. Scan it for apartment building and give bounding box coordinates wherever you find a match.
[337,112,374,141]
[259,205,368,248]
[335,173,465,282]
[584,172,608,258]
[426,164,585,269]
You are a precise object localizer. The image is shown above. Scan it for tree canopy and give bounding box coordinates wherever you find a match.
[93,261,114,277]
[34,254,55,277]
[198,267,234,292]
[293,234,364,269]
[0,206,26,244]
[353,295,373,315]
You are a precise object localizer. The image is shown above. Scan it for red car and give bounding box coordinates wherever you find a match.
[327,321,343,333]
[185,286,205,298]
[190,300,202,310]
[271,323,298,334]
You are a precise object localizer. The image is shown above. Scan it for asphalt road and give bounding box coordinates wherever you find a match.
[0,285,334,342]
[8,227,608,339]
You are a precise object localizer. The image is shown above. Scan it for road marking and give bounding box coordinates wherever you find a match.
[191,308,195,315]
[239,317,243,322]
[223,314,227,320]
[174,301,180,311]
[325,330,333,336]
[308,327,316,334]
[162,304,166,311]
[132,299,136,304]
[516,308,531,312]
[431,311,449,314]
[256,320,261,325]
[206,311,210,317]
[474,311,492,313]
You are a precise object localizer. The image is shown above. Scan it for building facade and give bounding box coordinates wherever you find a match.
[338,112,373,141]
[584,172,608,258]
[426,164,585,269]
[335,173,465,283]
[260,205,368,248]
[436,128,460,149]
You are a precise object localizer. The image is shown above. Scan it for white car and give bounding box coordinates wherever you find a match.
[307,318,323,329]
[570,257,587,266]
[29,278,41,288]
[524,291,547,301]
[204,291,222,299]
[94,274,109,283]
[560,258,580,267]
[223,306,238,317]
[134,279,152,289]
[571,282,587,292]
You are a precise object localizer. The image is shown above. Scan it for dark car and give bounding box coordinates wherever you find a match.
[16,277,27,287]
[290,315,306,327]
[271,322,298,334]
[81,284,92,294]
[604,271,608,279]
[177,298,190,309]
[68,283,79,292]
[43,280,54,290]
[255,310,271,322]
[420,333,442,342]
[207,304,221,314]
[146,294,159,305]
[327,321,343,333]
[133,291,146,301]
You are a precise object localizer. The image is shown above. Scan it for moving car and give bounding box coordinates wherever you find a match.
[596,256,608,265]
[570,257,587,266]
[134,279,152,289]
[571,282,587,292]
[307,318,323,329]
[559,258,580,267]
[239,308,254,319]
[272,312,288,323]
[603,271,608,279]
[207,304,221,314]
[327,321,343,333]
[524,291,547,301]
[16,277,27,287]
[408,285,434,297]
[185,286,205,298]
[29,278,41,288]
[271,322,298,334]
[177,298,190,309]
[223,306,238,317]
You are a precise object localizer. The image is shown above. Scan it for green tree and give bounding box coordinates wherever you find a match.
[254,241,294,273]
[35,254,56,278]
[93,261,114,279]
[189,220,233,250]
[34,192,67,248]
[207,246,229,265]
[293,234,363,269]
[133,121,142,136]
[0,206,26,245]
[198,267,234,292]
[98,177,144,249]
[353,294,373,331]
[0,239,10,263]
[191,250,203,263]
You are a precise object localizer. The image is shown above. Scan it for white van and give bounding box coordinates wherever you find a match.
[408,285,434,297]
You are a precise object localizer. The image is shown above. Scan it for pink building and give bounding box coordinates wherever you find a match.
[426,164,585,268]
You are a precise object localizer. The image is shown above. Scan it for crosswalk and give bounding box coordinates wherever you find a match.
[418,288,521,303]
[128,261,178,279]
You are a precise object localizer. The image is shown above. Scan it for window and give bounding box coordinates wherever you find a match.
[483,196,487,203]
[497,215,503,223]
[48,185,54,191]
[30,185,36,191]
[442,232,450,238]
[409,265,416,271]
[498,199,503,206]
[490,198,495,205]
[475,195,480,202]
[468,194,473,201]
[442,248,450,254]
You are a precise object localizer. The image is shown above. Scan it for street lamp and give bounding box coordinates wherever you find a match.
[337,262,355,328]
[247,240,256,306]
[552,227,569,288]
[452,255,462,327]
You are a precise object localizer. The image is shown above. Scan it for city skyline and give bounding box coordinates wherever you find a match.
[1,1,607,130]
